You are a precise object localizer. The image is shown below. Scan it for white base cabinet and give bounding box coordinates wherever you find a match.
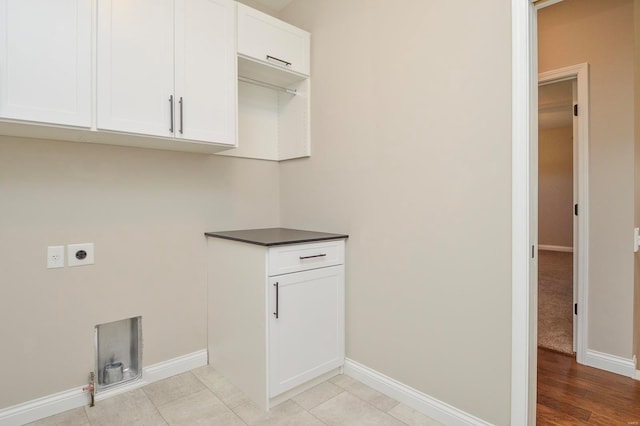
[207,235,345,410]
[269,265,344,397]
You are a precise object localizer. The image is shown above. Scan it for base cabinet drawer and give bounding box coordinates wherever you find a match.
[268,240,344,276]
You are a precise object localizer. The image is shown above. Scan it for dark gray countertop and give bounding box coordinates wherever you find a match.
[205,228,348,247]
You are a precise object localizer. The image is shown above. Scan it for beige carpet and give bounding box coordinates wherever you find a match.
[538,250,574,355]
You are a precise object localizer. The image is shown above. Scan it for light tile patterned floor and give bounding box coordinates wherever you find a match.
[28,367,443,426]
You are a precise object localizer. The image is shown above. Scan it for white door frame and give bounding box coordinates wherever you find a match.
[511,1,536,423]
[539,64,590,367]
[511,0,565,424]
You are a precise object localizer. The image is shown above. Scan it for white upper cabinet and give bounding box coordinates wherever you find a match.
[237,3,310,77]
[0,0,92,127]
[220,3,310,161]
[175,0,236,145]
[97,0,176,138]
[98,0,236,145]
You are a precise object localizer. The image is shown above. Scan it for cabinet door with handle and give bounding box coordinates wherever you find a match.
[97,0,175,137]
[269,265,344,397]
[0,0,92,127]
[237,3,310,76]
[174,0,236,145]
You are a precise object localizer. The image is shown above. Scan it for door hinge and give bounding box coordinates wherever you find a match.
[634,227,639,253]
[532,245,535,259]
[574,303,578,315]
[574,104,578,116]
[574,204,578,216]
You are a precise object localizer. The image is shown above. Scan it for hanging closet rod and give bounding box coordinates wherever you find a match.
[238,76,297,95]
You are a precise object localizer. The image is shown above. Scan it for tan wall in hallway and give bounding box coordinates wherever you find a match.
[539,0,635,358]
[0,137,280,409]
[539,126,574,248]
[278,1,512,424]
[634,0,640,362]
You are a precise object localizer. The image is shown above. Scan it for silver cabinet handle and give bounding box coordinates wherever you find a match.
[266,55,292,68]
[169,95,174,133]
[299,253,327,260]
[179,97,184,134]
[273,282,279,319]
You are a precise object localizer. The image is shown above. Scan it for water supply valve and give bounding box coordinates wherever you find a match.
[82,372,95,407]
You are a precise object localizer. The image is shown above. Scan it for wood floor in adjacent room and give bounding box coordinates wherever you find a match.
[537,348,640,424]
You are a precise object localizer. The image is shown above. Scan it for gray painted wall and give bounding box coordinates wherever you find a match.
[0,137,280,408]
[278,1,512,424]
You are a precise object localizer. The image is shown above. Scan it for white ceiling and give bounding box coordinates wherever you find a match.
[252,0,295,11]
[539,80,573,130]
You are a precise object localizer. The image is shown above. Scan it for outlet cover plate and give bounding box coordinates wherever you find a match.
[47,246,65,269]
[68,243,95,267]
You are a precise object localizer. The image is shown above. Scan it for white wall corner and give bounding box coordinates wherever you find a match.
[584,349,636,379]
[0,350,208,426]
[343,359,491,426]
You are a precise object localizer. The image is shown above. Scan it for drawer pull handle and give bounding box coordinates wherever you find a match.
[266,55,292,68]
[169,95,174,133]
[273,282,279,319]
[178,96,184,134]
[299,253,327,260]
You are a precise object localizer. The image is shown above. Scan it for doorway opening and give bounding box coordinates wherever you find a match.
[537,77,577,357]
[511,1,595,423]
[536,62,589,365]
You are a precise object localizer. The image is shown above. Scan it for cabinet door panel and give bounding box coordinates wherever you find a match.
[0,0,92,127]
[237,3,310,76]
[97,0,174,137]
[175,0,236,145]
[269,266,344,397]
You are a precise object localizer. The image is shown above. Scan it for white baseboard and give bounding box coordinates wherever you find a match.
[0,349,207,426]
[143,349,208,384]
[584,349,635,378]
[0,388,90,426]
[344,359,491,426]
[538,244,573,252]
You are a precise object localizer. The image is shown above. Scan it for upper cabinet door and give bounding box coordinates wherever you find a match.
[0,0,92,127]
[174,0,236,145]
[237,3,310,76]
[97,0,175,137]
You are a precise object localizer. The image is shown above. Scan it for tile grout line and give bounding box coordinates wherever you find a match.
[332,376,406,420]
[140,386,170,426]
[289,398,329,425]
[306,379,409,425]
[37,370,423,426]
[208,386,249,426]
[147,371,249,426]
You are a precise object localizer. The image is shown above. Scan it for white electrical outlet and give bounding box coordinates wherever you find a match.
[68,243,95,267]
[47,246,65,269]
